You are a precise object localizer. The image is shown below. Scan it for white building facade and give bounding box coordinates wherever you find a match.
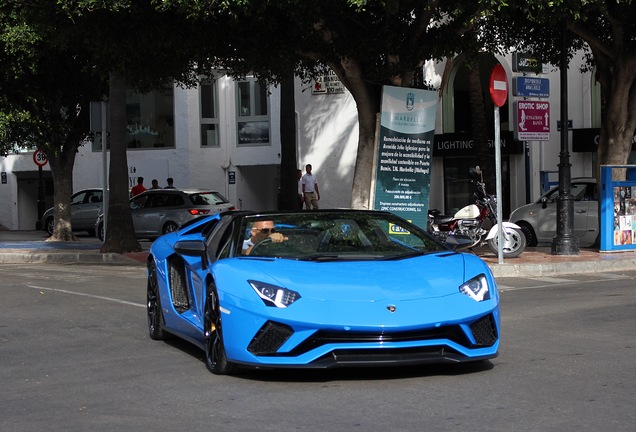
[0,53,606,231]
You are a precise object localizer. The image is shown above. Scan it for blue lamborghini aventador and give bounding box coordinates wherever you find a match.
[146,210,500,375]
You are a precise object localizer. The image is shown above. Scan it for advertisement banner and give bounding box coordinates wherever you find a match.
[373,86,437,229]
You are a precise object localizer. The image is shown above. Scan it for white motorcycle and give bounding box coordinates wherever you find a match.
[428,167,526,258]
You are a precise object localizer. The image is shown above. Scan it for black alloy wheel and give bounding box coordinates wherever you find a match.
[203,284,235,375]
[147,260,166,340]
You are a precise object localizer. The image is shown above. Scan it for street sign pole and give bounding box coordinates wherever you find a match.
[489,65,508,264]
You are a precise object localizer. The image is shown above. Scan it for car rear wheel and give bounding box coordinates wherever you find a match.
[163,221,179,235]
[147,260,167,340]
[204,283,235,375]
[517,222,538,247]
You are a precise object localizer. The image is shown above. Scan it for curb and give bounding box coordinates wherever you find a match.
[487,257,636,278]
[0,251,145,266]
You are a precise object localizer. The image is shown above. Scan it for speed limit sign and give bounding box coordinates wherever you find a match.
[33,149,48,167]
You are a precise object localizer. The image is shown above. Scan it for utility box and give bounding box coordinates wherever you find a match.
[600,165,636,252]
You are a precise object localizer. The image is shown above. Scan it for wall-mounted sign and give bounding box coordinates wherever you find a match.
[513,77,550,98]
[312,70,345,95]
[512,52,545,74]
[1,172,7,184]
[228,171,236,184]
[514,101,550,141]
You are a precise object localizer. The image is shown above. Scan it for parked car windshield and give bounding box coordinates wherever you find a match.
[237,211,445,260]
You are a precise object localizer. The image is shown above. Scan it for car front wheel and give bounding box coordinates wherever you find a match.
[517,222,538,247]
[46,217,54,236]
[204,283,235,375]
[147,260,166,340]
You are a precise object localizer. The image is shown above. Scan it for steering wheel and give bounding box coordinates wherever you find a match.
[249,237,273,255]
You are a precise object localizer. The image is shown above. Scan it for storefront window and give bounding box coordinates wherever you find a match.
[200,81,219,147]
[127,87,175,149]
[236,79,270,146]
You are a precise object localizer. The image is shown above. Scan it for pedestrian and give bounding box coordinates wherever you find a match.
[297,169,304,210]
[130,177,147,197]
[301,164,320,210]
[165,177,175,189]
[150,179,161,190]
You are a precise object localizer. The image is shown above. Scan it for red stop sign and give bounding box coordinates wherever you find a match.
[489,64,508,107]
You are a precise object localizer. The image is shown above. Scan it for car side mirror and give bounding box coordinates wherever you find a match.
[540,197,548,209]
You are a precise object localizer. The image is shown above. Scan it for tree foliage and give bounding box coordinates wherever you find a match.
[487,0,636,176]
[0,0,107,239]
[159,0,497,207]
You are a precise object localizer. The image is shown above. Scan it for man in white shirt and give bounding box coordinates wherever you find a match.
[301,164,321,210]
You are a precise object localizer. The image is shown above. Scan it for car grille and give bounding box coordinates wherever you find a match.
[247,314,498,358]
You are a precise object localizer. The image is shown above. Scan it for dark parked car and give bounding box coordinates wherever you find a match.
[96,189,235,240]
[41,188,103,236]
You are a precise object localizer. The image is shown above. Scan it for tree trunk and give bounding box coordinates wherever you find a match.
[279,72,300,211]
[100,71,141,254]
[597,58,636,181]
[47,144,79,241]
[467,61,495,193]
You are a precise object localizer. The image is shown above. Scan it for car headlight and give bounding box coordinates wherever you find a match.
[248,280,301,308]
[459,274,490,301]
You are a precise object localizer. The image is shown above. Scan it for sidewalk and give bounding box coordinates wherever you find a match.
[1,230,636,278]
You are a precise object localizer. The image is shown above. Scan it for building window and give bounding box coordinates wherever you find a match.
[127,87,175,149]
[236,79,270,146]
[200,80,220,147]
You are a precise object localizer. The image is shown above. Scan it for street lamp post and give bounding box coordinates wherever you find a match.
[551,20,579,255]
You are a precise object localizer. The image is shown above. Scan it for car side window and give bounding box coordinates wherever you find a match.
[71,192,87,205]
[165,194,184,207]
[131,195,147,209]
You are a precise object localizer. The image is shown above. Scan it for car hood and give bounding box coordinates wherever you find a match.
[215,252,487,302]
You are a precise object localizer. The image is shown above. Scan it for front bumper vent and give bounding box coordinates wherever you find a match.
[248,321,294,355]
[470,314,498,347]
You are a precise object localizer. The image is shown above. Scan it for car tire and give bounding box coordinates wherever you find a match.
[97,222,104,241]
[46,217,54,236]
[204,282,236,375]
[517,222,538,247]
[163,221,179,235]
[147,260,167,340]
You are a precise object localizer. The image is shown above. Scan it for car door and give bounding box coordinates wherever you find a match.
[69,190,89,228]
[534,182,593,242]
[72,190,102,230]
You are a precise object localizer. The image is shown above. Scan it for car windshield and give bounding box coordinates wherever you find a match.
[188,191,229,206]
[237,211,445,261]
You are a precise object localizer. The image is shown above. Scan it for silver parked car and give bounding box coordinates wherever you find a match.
[509,178,598,246]
[41,188,103,236]
[96,189,235,240]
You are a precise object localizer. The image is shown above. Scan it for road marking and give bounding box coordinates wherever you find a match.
[26,284,145,308]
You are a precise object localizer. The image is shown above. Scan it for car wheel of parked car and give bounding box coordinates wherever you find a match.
[517,222,538,247]
[204,283,235,375]
[163,221,179,234]
[46,217,55,236]
[147,260,167,340]
[97,222,104,241]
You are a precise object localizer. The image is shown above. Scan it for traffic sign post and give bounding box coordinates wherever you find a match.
[489,65,507,264]
[32,149,48,229]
